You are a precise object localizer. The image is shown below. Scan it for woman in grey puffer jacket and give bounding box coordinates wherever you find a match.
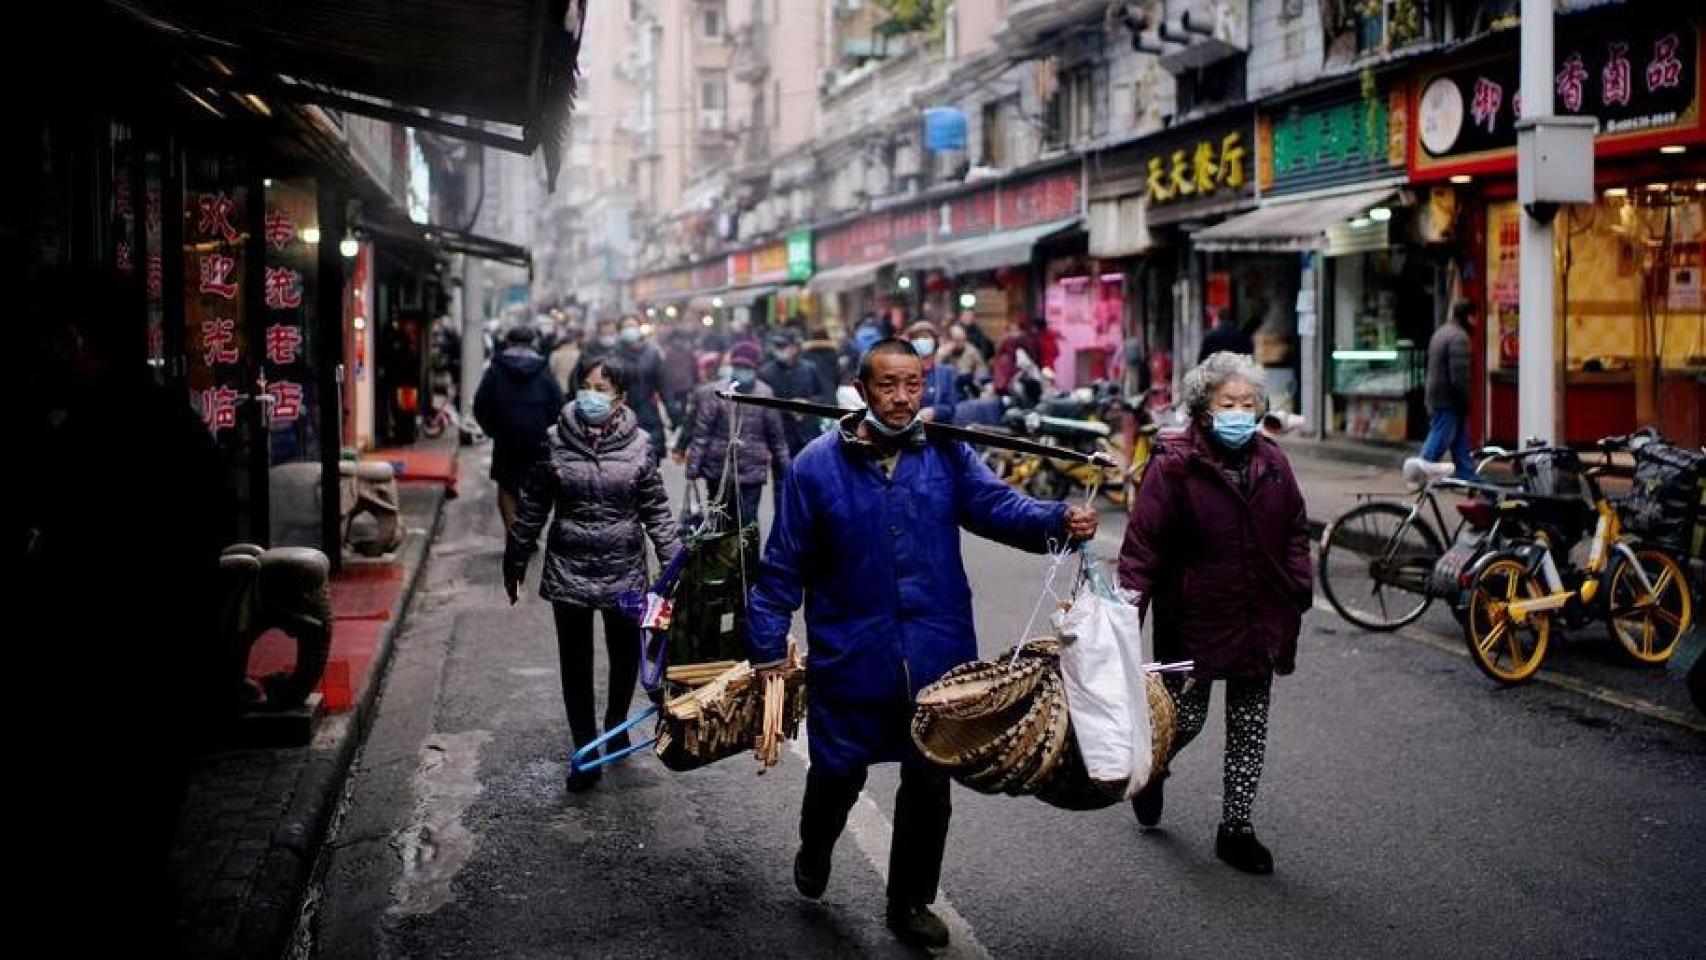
[504,356,681,790]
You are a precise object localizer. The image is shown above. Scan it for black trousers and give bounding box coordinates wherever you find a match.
[551,603,643,748]
[800,761,952,908]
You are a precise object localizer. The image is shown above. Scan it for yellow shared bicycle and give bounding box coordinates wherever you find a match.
[1463,434,1694,684]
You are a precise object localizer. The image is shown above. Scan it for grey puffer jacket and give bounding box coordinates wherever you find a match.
[505,405,682,607]
[685,380,792,487]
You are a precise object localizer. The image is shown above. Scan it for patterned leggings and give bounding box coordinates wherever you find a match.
[1162,674,1272,827]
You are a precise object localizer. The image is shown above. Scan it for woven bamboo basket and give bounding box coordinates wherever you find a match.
[911,638,1176,809]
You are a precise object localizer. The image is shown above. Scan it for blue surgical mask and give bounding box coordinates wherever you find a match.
[910,337,937,357]
[1211,409,1259,449]
[864,407,924,443]
[619,327,643,344]
[716,365,734,381]
[731,367,757,388]
[576,389,615,424]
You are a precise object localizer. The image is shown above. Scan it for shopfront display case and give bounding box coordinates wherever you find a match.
[1329,344,1425,442]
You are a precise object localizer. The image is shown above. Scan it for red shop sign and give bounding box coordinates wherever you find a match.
[1000,170,1081,228]
[938,188,997,239]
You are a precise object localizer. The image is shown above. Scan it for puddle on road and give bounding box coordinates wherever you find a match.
[389,730,492,916]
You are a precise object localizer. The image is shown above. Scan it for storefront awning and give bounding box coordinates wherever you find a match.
[111,0,587,185]
[810,260,892,295]
[1190,188,1397,253]
[721,285,779,308]
[923,219,1083,276]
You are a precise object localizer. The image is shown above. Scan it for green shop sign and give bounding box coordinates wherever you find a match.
[1261,81,1407,196]
[786,229,813,282]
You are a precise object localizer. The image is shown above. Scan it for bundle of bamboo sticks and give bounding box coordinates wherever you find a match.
[655,640,806,772]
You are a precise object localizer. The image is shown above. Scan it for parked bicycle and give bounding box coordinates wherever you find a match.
[1317,450,1516,632]
[1462,432,1695,683]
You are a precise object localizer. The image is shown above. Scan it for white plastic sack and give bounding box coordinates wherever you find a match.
[1054,581,1153,798]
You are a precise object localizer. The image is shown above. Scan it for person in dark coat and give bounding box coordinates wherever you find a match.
[504,356,682,791]
[1117,350,1313,876]
[658,322,700,431]
[746,339,1099,950]
[759,330,832,455]
[474,324,566,533]
[686,340,792,537]
[1197,308,1256,364]
[1406,300,1480,485]
[903,320,961,424]
[610,315,670,462]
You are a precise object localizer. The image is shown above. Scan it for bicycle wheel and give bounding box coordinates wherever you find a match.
[1318,502,1443,631]
[1605,548,1693,665]
[1465,555,1551,684]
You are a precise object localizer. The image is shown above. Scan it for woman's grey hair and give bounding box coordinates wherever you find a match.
[1182,351,1268,422]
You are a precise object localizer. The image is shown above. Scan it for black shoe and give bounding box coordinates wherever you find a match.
[1130,771,1167,828]
[885,902,950,951]
[793,848,830,900]
[1215,822,1273,875]
[564,765,603,793]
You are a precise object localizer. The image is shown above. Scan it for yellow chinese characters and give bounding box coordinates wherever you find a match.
[1145,130,1247,203]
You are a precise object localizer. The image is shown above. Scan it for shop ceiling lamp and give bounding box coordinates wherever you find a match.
[665,305,679,317]
[1368,207,1392,222]
[711,296,725,308]
[352,316,367,331]
[897,275,913,290]
[1449,174,1473,184]
[1349,216,1372,228]
[958,292,977,309]
[339,233,359,258]
[1603,187,1628,198]
[300,226,321,244]
[1659,144,1686,155]
[1333,349,1399,361]
[1646,183,1670,192]
[701,315,714,327]
[646,307,657,317]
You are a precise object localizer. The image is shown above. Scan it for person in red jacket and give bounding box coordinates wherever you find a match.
[1117,350,1313,876]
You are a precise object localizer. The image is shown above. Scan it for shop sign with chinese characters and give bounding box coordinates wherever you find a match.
[1098,111,1255,226]
[1260,81,1408,196]
[786,229,813,282]
[183,167,248,439]
[260,179,319,463]
[1412,15,1700,179]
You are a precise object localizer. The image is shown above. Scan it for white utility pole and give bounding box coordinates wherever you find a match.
[460,254,484,423]
[1517,0,1556,445]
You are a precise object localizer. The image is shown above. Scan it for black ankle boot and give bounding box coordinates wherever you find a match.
[793,847,831,899]
[1215,821,1273,875]
[1130,771,1167,828]
[885,902,950,951]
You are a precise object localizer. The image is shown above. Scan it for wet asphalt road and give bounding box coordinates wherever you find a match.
[305,451,1706,959]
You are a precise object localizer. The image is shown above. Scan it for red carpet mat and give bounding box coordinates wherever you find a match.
[368,444,458,488]
[247,566,405,713]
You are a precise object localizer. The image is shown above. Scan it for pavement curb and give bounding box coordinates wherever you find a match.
[228,481,449,959]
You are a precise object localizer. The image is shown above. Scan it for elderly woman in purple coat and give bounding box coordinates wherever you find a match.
[1118,351,1313,875]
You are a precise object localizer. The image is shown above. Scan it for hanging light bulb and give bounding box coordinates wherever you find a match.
[339,233,359,258]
